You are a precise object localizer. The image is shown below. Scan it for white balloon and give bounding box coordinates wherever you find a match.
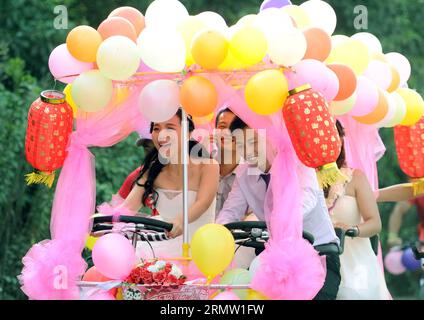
[300,0,337,35]
[268,27,307,66]
[385,52,412,86]
[137,27,186,72]
[351,32,383,54]
[384,92,407,128]
[363,60,392,90]
[373,91,397,128]
[331,34,349,48]
[196,11,228,34]
[248,255,262,278]
[254,8,294,42]
[138,80,180,122]
[97,36,140,80]
[330,93,357,116]
[145,0,189,29]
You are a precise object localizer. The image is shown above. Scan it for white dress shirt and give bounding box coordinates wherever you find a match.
[216,163,339,246]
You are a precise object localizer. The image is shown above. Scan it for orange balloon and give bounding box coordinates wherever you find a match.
[66,25,103,62]
[180,76,218,117]
[109,6,145,36]
[82,266,117,296]
[353,89,389,125]
[327,64,357,101]
[387,64,401,93]
[97,17,137,42]
[303,27,332,62]
[192,31,229,70]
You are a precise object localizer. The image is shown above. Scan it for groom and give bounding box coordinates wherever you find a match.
[216,116,341,300]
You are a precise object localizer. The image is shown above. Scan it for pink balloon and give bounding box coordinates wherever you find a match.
[384,250,406,275]
[48,44,93,83]
[286,59,339,102]
[348,76,379,117]
[363,60,392,90]
[87,291,116,300]
[92,233,136,280]
[213,291,241,300]
[385,52,411,86]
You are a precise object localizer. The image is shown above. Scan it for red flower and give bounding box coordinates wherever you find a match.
[164,263,172,273]
[153,271,166,284]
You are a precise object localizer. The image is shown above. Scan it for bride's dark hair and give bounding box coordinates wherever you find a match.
[134,108,209,206]
[323,120,346,198]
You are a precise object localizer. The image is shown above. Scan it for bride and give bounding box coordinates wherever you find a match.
[115,108,219,260]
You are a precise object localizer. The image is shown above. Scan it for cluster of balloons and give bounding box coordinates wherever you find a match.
[384,247,422,275]
[47,0,423,127]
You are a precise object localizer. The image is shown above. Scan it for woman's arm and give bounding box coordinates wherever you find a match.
[377,184,414,203]
[116,175,147,212]
[387,201,412,247]
[170,161,220,237]
[352,170,382,238]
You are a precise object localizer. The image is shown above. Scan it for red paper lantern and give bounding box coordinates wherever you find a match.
[25,90,73,187]
[394,116,424,196]
[283,85,345,188]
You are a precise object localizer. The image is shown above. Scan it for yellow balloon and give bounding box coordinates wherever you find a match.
[177,16,207,66]
[193,112,215,125]
[246,289,269,300]
[229,26,267,66]
[218,51,247,71]
[85,235,99,251]
[397,88,424,126]
[63,84,78,117]
[326,39,370,75]
[282,5,311,28]
[191,224,235,281]
[236,14,257,27]
[191,30,229,70]
[245,70,289,115]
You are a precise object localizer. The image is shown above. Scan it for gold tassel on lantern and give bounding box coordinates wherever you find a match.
[412,178,424,197]
[316,163,348,189]
[25,171,55,188]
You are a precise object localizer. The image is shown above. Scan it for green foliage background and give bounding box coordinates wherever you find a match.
[0,0,423,299]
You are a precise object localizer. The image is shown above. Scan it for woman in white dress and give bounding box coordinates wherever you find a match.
[117,109,219,260]
[325,121,391,300]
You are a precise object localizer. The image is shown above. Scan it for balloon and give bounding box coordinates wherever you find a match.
[245,70,289,115]
[246,289,268,300]
[260,0,292,11]
[353,89,389,125]
[372,91,397,128]
[213,291,241,300]
[82,266,109,282]
[401,248,421,271]
[230,26,267,66]
[85,235,98,251]
[254,8,294,42]
[327,64,357,101]
[219,268,251,299]
[86,291,115,300]
[287,59,338,101]
[384,250,407,275]
[218,51,247,71]
[66,25,103,63]
[329,93,357,116]
[177,16,207,65]
[196,11,228,34]
[63,84,78,117]
[348,76,379,117]
[193,112,215,126]
[384,92,407,128]
[331,34,349,47]
[191,224,235,280]
[97,17,138,42]
[327,39,370,75]
[267,27,307,67]
[48,44,94,83]
[396,88,424,126]
[236,14,257,27]
[180,76,218,117]
[248,255,261,278]
[138,80,180,122]
[282,5,311,28]
[303,27,332,62]
[145,0,188,29]
[363,60,393,90]
[371,52,388,63]
[137,27,186,73]
[109,6,145,35]
[300,0,337,35]
[385,52,411,86]
[97,36,140,80]
[351,32,383,54]
[71,70,113,113]
[191,30,228,70]
[92,233,136,280]
[387,64,401,93]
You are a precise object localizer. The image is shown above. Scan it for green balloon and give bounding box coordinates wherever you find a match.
[219,268,251,299]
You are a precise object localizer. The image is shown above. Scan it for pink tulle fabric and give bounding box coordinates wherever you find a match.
[97,195,137,221]
[19,239,86,300]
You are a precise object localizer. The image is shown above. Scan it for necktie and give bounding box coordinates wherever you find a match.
[260,174,271,190]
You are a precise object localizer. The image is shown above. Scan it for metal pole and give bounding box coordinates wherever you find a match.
[181,109,190,259]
